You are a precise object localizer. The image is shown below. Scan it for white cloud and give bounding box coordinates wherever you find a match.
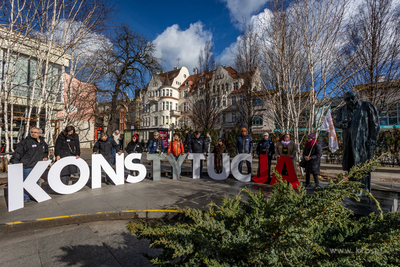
[220,0,270,29]
[153,22,213,74]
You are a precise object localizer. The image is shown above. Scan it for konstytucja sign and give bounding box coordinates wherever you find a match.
[7,154,298,212]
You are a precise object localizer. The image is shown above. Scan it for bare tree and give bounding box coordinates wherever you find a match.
[342,0,400,117]
[98,24,161,135]
[197,40,216,73]
[187,70,222,131]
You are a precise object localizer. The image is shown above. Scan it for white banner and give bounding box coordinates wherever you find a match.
[321,108,339,153]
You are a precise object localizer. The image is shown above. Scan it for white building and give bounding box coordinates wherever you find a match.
[139,65,274,143]
[140,67,189,142]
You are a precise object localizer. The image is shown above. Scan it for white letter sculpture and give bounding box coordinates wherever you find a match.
[165,154,187,180]
[91,153,125,188]
[8,161,52,212]
[47,157,90,194]
[231,154,252,182]
[207,153,230,180]
[187,153,205,179]
[125,153,147,183]
[147,153,162,181]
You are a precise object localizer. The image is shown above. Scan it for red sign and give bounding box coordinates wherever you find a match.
[159,131,169,149]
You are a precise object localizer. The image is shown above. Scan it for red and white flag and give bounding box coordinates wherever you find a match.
[320,108,339,153]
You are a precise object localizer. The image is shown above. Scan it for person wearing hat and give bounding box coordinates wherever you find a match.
[147,132,165,154]
[256,132,275,182]
[303,133,322,187]
[167,133,185,177]
[235,127,253,175]
[126,134,143,175]
[213,138,226,173]
[188,130,207,177]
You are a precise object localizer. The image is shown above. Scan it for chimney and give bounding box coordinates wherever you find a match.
[174,66,178,70]
[193,68,198,75]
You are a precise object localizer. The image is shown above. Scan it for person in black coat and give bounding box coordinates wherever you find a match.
[93,132,121,184]
[188,131,207,177]
[10,127,48,203]
[303,133,322,187]
[256,132,275,182]
[184,130,192,152]
[55,126,81,185]
[125,134,143,175]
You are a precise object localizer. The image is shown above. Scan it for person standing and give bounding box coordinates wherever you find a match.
[235,127,253,175]
[205,132,212,153]
[93,132,121,184]
[125,134,143,175]
[10,127,48,203]
[188,131,207,177]
[303,133,322,187]
[275,133,297,171]
[147,132,165,154]
[184,129,192,153]
[213,138,226,174]
[147,132,165,178]
[167,133,185,177]
[55,126,80,185]
[113,130,122,150]
[256,132,275,182]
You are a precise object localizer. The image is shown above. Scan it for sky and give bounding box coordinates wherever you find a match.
[108,0,271,74]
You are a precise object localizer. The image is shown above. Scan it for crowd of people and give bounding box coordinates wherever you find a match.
[9,125,322,202]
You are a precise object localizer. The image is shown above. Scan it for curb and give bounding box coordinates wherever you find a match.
[0,209,184,234]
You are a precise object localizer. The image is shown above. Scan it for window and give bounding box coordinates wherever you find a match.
[170,102,172,110]
[163,89,165,96]
[154,117,158,126]
[170,90,173,96]
[183,103,188,111]
[217,85,220,94]
[252,116,263,126]
[155,104,158,111]
[232,96,236,105]
[240,95,244,105]
[223,97,226,106]
[232,112,236,122]
[184,74,187,78]
[217,97,220,107]
[166,102,169,110]
[176,103,178,110]
[222,113,226,123]
[221,84,224,92]
[166,116,169,124]
[163,102,165,110]
[162,116,165,124]
[183,117,188,125]
[253,99,263,106]
[234,82,239,90]
[184,90,188,97]
[225,83,229,92]
[213,85,216,93]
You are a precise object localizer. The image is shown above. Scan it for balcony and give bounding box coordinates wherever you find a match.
[148,96,159,103]
[170,110,181,117]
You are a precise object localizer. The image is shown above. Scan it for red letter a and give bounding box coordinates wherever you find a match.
[252,154,269,184]
[270,156,299,189]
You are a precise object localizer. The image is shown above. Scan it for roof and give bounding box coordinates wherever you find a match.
[158,68,181,86]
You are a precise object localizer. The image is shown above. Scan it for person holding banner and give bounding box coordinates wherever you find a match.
[256,132,275,181]
[55,126,80,185]
[303,133,322,187]
[10,127,48,203]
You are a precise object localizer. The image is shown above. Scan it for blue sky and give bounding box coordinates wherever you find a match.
[108,0,271,74]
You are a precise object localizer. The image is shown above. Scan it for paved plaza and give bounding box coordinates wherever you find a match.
[0,149,399,266]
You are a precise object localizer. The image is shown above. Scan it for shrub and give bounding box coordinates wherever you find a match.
[127,156,400,266]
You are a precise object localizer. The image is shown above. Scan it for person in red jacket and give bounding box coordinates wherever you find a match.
[167,133,185,177]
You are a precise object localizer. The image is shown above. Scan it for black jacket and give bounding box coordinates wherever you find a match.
[10,135,48,168]
[55,132,80,158]
[184,132,192,146]
[126,140,143,154]
[189,137,206,153]
[303,141,322,175]
[256,138,275,156]
[93,138,120,160]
